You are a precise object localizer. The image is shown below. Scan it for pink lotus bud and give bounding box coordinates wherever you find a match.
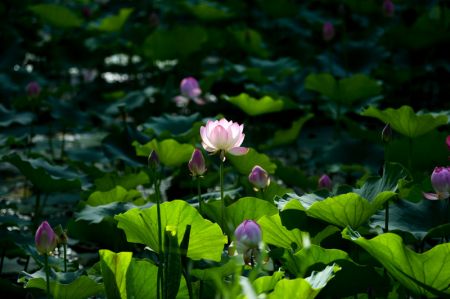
[322,22,335,42]
[248,166,270,190]
[446,136,450,151]
[430,167,450,199]
[180,77,202,99]
[26,81,41,97]
[200,118,249,158]
[381,123,392,143]
[188,148,207,176]
[382,0,395,17]
[235,220,261,251]
[148,150,159,169]
[35,221,57,255]
[318,174,332,190]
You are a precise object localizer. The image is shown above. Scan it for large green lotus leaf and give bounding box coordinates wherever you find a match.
[355,162,408,201]
[370,199,450,240]
[305,192,394,229]
[225,197,278,234]
[91,8,133,32]
[20,270,103,299]
[143,26,208,60]
[86,186,142,206]
[185,1,235,21]
[268,265,339,299]
[76,202,144,224]
[133,139,194,167]
[343,228,450,298]
[227,148,276,175]
[253,271,284,294]
[2,154,81,193]
[100,250,132,299]
[0,104,35,127]
[230,28,269,58]
[257,214,304,252]
[261,114,314,150]
[115,200,227,261]
[142,113,200,136]
[305,73,381,104]
[361,105,448,138]
[95,171,149,191]
[224,93,284,116]
[29,4,83,28]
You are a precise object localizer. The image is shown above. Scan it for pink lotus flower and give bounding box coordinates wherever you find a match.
[382,0,395,17]
[200,118,249,160]
[26,81,41,97]
[424,167,450,200]
[249,165,270,190]
[322,22,335,42]
[35,221,57,255]
[181,77,202,99]
[318,174,332,190]
[235,220,262,250]
[188,148,207,177]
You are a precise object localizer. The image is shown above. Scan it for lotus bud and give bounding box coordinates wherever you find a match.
[148,150,159,169]
[234,220,262,252]
[318,174,332,190]
[322,22,335,42]
[382,0,395,17]
[381,123,392,143]
[26,81,41,97]
[188,148,207,177]
[35,221,57,255]
[248,166,270,190]
[180,77,202,99]
[430,167,450,199]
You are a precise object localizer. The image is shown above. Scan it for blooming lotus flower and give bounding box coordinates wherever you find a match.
[181,77,202,99]
[249,166,270,190]
[382,0,395,17]
[200,118,249,160]
[235,220,262,251]
[424,167,450,200]
[188,148,207,177]
[26,81,41,97]
[318,174,332,190]
[322,22,335,42]
[35,221,57,255]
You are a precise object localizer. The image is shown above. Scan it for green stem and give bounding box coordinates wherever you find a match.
[63,244,67,272]
[0,247,5,275]
[220,157,225,229]
[48,125,55,160]
[44,254,50,299]
[408,137,413,171]
[197,178,202,215]
[155,178,163,299]
[384,201,389,232]
[60,128,66,160]
[24,255,30,272]
[34,190,41,228]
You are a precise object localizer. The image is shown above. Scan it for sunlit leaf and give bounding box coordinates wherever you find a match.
[224,93,284,116]
[29,4,82,28]
[257,214,304,252]
[228,148,277,175]
[133,139,194,167]
[92,8,133,32]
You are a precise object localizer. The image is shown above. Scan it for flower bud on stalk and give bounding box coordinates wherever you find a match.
[235,220,262,251]
[322,22,335,42]
[318,174,332,191]
[26,81,41,98]
[248,166,270,190]
[35,221,57,255]
[180,77,202,99]
[188,148,207,177]
[424,167,450,200]
[382,0,395,17]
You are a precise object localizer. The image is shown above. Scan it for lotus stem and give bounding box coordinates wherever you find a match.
[220,157,225,229]
[197,178,202,215]
[44,253,50,299]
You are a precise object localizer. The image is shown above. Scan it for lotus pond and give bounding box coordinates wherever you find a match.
[1,1,450,298]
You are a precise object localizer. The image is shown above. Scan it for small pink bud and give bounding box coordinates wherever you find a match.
[318,174,332,190]
[235,220,262,251]
[248,166,270,190]
[430,167,450,199]
[322,22,335,42]
[35,221,57,255]
[26,81,41,97]
[180,77,202,99]
[188,148,207,176]
[148,150,159,169]
[382,0,395,17]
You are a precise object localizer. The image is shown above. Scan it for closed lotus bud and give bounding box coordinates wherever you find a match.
[148,150,159,169]
[180,77,202,99]
[26,81,41,97]
[248,165,270,190]
[382,123,392,143]
[382,0,395,17]
[188,148,207,176]
[35,221,57,255]
[431,167,450,198]
[322,22,335,42]
[234,220,262,252]
[318,174,332,190]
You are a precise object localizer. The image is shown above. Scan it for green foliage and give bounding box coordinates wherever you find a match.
[29,4,83,28]
[227,148,277,174]
[225,93,284,116]
[133,139,194,167]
